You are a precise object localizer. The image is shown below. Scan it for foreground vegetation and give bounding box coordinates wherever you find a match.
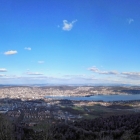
[0,114,14,140]
[0,113,140,140]
[50,113,140,140]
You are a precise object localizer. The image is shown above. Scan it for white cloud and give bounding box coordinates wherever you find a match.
[88,66,99,72]
[4,50,18,55]
[89,66,119,75]
[26,72,44,75]
[24,47,31,51]
[0,68,7,72]
[38,61,45,64]
[0,72,140,85]
[99,71,119,75]
[0,74,6,77]
[89,66,140,81]
[121,72,140,80]
[127,18,134,24]
[62,19,77,31]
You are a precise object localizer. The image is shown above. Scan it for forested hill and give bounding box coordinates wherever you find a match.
[50,113,140,140]
[0,113,140,140]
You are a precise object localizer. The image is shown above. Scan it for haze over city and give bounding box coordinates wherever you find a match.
[0,0,140,85]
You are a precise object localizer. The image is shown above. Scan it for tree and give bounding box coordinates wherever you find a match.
[0,114,15,140]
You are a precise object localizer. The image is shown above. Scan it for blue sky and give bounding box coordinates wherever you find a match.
[0,0,140,85]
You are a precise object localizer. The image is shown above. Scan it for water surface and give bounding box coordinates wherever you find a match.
[45,94,140,101]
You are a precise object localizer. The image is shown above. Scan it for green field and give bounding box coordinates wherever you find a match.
[60,103,135,119]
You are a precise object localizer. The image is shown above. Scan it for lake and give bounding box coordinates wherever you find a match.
[45,94,140,101]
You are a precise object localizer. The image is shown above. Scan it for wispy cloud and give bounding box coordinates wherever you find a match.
[89,66,140,81]
[88,66,99,72]
[24,47,31,51]
[127,18,134,24]
[0,68,7,72]
[0,72,140,85]
[4,50,18,55]
[0,74,6,77]
[121,72,140,80]
[38,61,45,64]
[62,19,77,31]
[99,71,119,75]
[26,72,44,75]
[89,66,119,75]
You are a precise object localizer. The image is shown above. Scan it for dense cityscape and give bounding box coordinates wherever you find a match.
[0,86,140,100]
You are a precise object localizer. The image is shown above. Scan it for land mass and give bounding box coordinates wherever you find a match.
[0,86,140,100]
[0,86,140,140]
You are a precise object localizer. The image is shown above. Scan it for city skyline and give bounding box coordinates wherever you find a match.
[0,0,140,85]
